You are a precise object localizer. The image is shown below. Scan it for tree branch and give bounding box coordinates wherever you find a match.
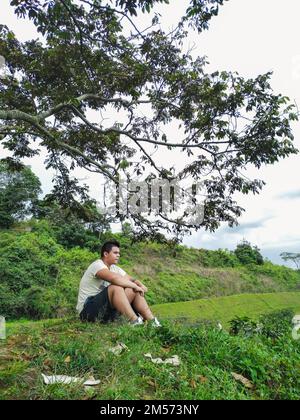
[0,109,119,183]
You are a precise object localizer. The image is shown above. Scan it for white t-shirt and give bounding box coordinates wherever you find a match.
[76,259,127,313]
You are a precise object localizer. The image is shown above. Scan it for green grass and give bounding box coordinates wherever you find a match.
[1,313,300,400]
[1,292,300,400]
[152,292,300,327]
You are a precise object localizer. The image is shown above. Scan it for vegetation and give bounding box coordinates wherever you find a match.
[0,224,300,320]
[1,222,299,400]
[0,0,299,401]
[152,292,300,328]
[234,240,264,266]
[280,252,300,269]
[0,162,41,229]
[1,309,299,400]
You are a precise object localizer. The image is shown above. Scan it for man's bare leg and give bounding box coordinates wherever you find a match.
[124,288,155,321]
[107,285,138,321]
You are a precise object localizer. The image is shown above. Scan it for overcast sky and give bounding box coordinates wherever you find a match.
[1,0,300,267]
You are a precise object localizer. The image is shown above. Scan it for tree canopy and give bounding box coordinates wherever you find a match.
[280,252,300,269]
[234,240,264,266]
[0,161,41,228]
[0,0,298,240]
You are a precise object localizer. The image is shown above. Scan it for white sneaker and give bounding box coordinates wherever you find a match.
[150,317,162,328]
[130,316,144,327]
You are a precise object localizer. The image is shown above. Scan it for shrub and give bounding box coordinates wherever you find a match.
[0,230,97,319]
[198,248,240,268]
[259,309,294,339]
[234,240,264,265]
[229,316,261,337]
[230,309,295,340]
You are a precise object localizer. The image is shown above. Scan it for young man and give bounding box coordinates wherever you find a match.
[76,239,161,326]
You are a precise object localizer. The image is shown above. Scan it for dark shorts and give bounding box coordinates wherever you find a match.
[80,287,121,323]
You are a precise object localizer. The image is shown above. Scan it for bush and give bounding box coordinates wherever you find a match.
[234,240,264,265]
[53,221,101,251]
[23,286,60,319]
[230,309,295,340]
[229,316,260,337]
[0,282,26,319]
[0,232,61,294]
[198,248,240,268]
[259,309,294,339]
[0,229,97,319]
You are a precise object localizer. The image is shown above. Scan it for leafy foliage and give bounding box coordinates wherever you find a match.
[0,161,41,228]
[33,197,112,250]
[259,309,294,339]
[280,252,300,269]
[229,316,260,337]
[234,240,264,265]
[0,230,62,318]
[230,309,294,340]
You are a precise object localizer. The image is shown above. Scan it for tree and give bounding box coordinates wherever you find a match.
[34,195,113,249]
[0,161,41,228]
[0,0,298,241]
[234,240,264,265]
[280,252,300,269]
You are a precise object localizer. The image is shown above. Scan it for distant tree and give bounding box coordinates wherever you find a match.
[0,0,298,241]
[0,160,41,228]
[34,196,113,249]
[280,252,300,269]
[234,240,264,265]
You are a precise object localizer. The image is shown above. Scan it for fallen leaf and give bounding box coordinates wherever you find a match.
[64,356,71,363]
[144,353,180,366]
[198,375,208,384]
[190,379,197,389]
[20,352,33,361]
[109,342,129,356]
[43,358,52,367]
[231,372,254,389]
[147,380,156,388]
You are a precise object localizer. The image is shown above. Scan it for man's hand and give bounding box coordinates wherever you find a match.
[132,283,145,297]
[133,280,148,294]
[123,274,148,294]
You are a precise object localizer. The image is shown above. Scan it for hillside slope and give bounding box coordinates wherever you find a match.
[1,228,300,319]
[152,292,300,327]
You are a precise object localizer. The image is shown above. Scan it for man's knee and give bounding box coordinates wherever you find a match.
[124,287,136,300]
[108,285,124,297]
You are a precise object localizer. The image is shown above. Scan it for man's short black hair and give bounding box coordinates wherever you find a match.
[101,239,120,257]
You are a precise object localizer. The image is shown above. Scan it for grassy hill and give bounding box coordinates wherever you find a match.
[152,292,300,327]
[123,243,300,305]
[1,227,300,320]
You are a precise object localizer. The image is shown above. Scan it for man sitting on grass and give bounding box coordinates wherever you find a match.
[76,239,161,327]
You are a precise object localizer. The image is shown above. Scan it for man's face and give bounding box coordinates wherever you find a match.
[104,246,120,265]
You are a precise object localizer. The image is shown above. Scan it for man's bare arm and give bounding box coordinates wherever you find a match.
[96,269,144,294]
[123,274,148,293]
